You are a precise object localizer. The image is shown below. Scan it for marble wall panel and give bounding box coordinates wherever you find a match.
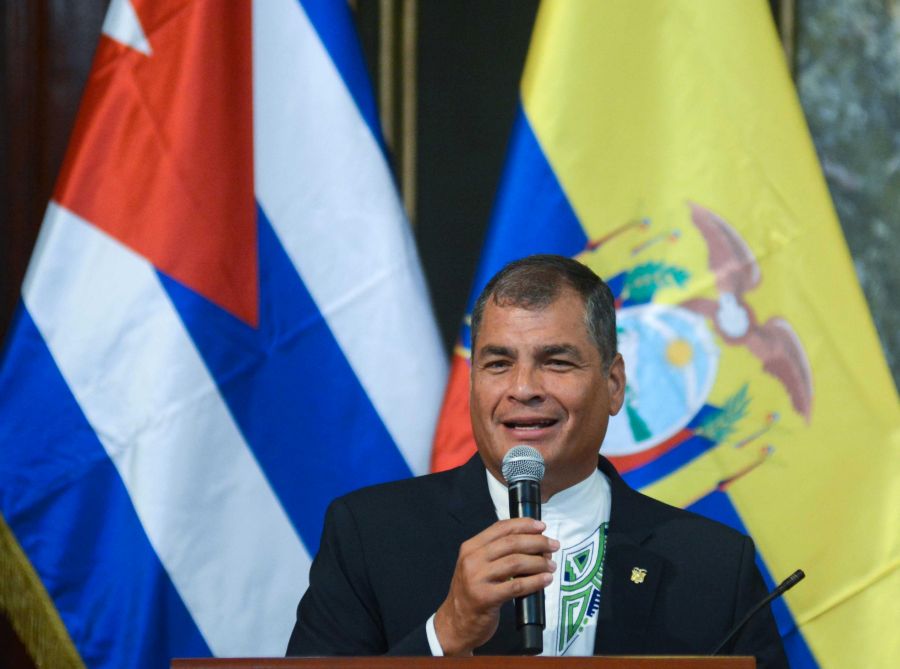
[795,0,900,388]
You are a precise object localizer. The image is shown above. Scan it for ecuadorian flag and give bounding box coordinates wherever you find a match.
[0,1,445,667]
[431,2,900,667]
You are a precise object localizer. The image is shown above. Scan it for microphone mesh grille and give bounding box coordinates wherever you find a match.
[501,445,545,483]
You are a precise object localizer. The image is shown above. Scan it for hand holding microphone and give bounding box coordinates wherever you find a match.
[433,446,553,656]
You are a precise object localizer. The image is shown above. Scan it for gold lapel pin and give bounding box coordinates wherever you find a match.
[630,567,648,584]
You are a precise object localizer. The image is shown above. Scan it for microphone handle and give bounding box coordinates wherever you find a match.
[710,569,805,656]
[508,479,544,655]
[509,480,541,521]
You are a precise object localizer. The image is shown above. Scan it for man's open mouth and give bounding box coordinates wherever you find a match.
[502,418,558,430]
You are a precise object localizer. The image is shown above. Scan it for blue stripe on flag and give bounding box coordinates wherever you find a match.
[687,491,819,668]
[621,431,718,489]
[159,206,413,556]
[0,307,210,669]
[460,107,588,349]
[297,0,383,148]
[470,107,588,303]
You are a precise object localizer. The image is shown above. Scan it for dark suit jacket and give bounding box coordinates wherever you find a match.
[287,455,788,667]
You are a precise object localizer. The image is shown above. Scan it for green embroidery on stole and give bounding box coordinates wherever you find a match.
[557,522,609,654]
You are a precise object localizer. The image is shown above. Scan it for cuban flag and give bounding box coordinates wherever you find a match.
[0,1,446,667]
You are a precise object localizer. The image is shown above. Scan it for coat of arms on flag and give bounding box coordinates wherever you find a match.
[586,201,812,491]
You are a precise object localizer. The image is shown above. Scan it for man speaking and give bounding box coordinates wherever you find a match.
[287,255,788,666]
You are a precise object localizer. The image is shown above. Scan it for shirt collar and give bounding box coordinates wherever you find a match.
[486,467,610,525]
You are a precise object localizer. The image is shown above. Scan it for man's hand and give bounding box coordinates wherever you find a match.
[433,518,558,656]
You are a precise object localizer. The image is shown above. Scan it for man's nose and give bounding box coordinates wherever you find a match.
[509,364,544,403]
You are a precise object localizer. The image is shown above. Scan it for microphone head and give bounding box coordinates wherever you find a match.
[784,569,805,588]
[501,446,545,484]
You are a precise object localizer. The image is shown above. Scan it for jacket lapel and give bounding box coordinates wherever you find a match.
[446,454,497,539]
[594,456,665,655]
[446,455,522,655]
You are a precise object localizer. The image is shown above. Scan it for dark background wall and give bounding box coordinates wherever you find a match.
[413,0,539,346]
[1,1,109,351]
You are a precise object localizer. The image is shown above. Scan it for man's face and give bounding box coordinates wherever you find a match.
[470,288,625,498]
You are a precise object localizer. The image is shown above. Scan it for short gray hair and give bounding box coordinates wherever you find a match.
[470,255,617,369]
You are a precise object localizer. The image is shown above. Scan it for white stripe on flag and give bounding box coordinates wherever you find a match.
[22,202,311,656]
[252,0,447,476]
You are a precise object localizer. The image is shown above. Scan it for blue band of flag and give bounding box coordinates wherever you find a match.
[0,307,210,669]
[160,206,413,557]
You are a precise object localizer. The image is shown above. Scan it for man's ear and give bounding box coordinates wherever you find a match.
[607,353,626,416]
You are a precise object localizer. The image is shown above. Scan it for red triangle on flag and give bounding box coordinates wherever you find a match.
[54,0,257,326]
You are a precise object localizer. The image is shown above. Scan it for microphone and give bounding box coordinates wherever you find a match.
[501,445,546,655]
[710,569,806,655]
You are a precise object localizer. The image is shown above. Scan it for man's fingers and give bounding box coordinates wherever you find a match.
[484,554,556,583]
[463,518,547,552]
[497,572,555,600]
[437,519,560,656]
[460,567,555,613]
[481,532,560,562]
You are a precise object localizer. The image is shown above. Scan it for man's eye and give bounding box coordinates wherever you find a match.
[484,359,510,370]
[546,359,574,369]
